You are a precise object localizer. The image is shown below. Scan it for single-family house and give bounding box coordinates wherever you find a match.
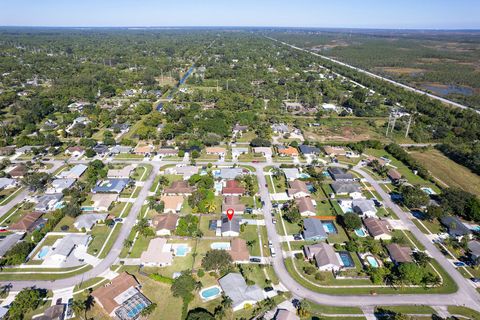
[152,214,179,236]
[296,197,316,216]
[303,242,341,271]
[9,164,28,179]
[134,144,154,155]
[222,196,245,214]
[352,199,377,218]
[140,238,173,267]
[441,216,472,239]
[0,178,16,190]
[331,181,362,198]
[65,146,85,158]
[0,233,25,258]
[252,147,272,157]
[157,148,177,157]
[0,146,15,156]
[386,243,412,264]
[160,195,184,213]
[299,145,321,155]
[110,145,133,155]
[34,304,65,320]
[287,180,310,198]
[221,215,241,237]
[92,179,130,194]
[107,165,134,179]
[35,193,63,212]
[111,123,130,134]
[74,213,108,231]
[47,178,75,194]
[468,240,480,265]
[92,272,152,319]
[283,168,300,181]
[232,147,249,159]
[163,181,194,196]
[222,180,245,196]
[91,193,118,212]
[9,212,44,232]
[165,166,198,180]
[272,123,289,134]
[302,218,328,241]
[218,273,265,311]
[328,167,355,181]
[220,168,244,180]
[205,147,226,156]
[387,169,402,183]
[363,217,392,240]
[323,146,347,157]
[277,146,299,157]
[229,238,250,263]
[48,234,90,265]
[233,124,249,135]
[57,164,88,179]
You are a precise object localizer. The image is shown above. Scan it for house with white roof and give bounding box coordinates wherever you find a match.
[74,213,108,231]
[57,164,88,179]
[91,193,118,212]
[47,178,76,194]
[219,273,265,311]
[47,234,91,266]
[140,238,173,267]
[283,168,300,181]
[0,178,16,190]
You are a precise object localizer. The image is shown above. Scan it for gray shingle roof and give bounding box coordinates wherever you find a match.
[218,273,265,309]
[441,216,471,237]
[331,181,361,194]
[221,215,240,233]
[92,179,130,193]
[302,218,327,240]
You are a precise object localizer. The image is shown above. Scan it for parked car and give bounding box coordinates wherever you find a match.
[56,298,62,305]
[454,261,466,267]
[245,208,253,214]
[293,234,303,241]
[264,286,274,292]
[268,241,273,248]
[272,203,279,208]
[114,218,123,222]
[249,257,261,263]
[471,278,480,283]
[272,218,277,224]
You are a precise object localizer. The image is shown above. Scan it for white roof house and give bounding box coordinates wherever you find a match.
[232,147,249,159]
[165,166,198,180]
[57,164,88,179]
[252,147,272,157]
[220,168,244,180]
[107,165,135,179]
[283,168,300,181]
[74,213,108,231]
[35,194,63,212]
[91,194,118,212]
[218,273,265,311]
[47,178,76,194]
[140,238,173,267]
[352,199,377,218]
[47,234,91,266]
[0,178,16,190]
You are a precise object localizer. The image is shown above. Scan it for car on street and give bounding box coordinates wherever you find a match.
[268,240,273,248]
[293,234,303,240]
[249,257,261,263]
[454,261,466,267]
[56,298,62,305]
[272,218,277,224]
[471,278,480,283]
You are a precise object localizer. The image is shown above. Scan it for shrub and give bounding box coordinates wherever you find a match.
[197,269,205,277]
[294,252,304,260]
[314,272,326,281]
[303,265,317,275]
[149,273,174,284]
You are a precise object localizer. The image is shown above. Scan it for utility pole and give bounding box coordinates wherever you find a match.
[391,115,397,136]
[405,114,413,138]
[386,113,391,136]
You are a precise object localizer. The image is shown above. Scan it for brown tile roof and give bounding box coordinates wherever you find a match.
[157,148,177,155]
[295,197,315,214]
[386,243,412,263]
[222,196,246,212]
[152,214,179,231]
[388,169,402,180]
[9,164,28,178]
[9,211,43,231]
[134,144,154,154]
[229,238,249,262]
[67,146,84,153]
[278,146,299,156]
[287,180,309,196]
[92,272,139,314]
[163,180,194,194]
[363,217,391,237]
[205,147,226,154]
[222,180,245,195]
[160,195,184,212]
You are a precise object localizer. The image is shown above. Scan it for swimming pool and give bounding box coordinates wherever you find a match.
[210,242,231,250]
[421,187,436,195]
[322,171,330,177]
[306,183,315,193]
[354,228,367,237]
[126,302,147,318]
[322,221,337,234]
[200,286,222,301]
[175,245,189,256]
[37,246,50,260]
[299,173,311,179]
[81,206,95,211]
[54,202,65,210]
[366,255,379,268]
[338,251,355,268]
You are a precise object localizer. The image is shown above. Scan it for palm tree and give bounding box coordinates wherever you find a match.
[205,200,217,213]
[84,294,95,319]
[246,239,256,249]
[123,239,133,248]
[194,280,203,292]
[220,293,232,309]
[72,299,86,320]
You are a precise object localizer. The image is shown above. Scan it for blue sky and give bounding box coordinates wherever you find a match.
[1,0,478,29]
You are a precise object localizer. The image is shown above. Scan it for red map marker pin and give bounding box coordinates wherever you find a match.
[226,208,235,221]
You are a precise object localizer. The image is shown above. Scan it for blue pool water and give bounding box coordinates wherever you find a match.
[421,187,435,195]
[211,242,231,250]
[339,251,355,268]
[127,303,147,318]
[306,183,315,193]
[299,173,311,179]
[37,247,50,260]
[322,171,330,177]
[81,206,95,211]
[175,245,189,256]
[54,202,65,210]
[322,222,337,234]
[200,286,221,300]
[366,256,379,268]
[354,228,366,237]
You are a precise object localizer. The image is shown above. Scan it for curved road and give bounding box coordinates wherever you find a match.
[2,159,480,312]
[266,36,480,115]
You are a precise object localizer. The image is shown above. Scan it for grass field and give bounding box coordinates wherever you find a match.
[410,149,480,196]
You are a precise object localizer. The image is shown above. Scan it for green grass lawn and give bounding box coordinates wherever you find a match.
[447,306,480,319]
[240,225,264,256]
[131,164,153,181]
[375,305,435,314]
[114,153,144,160]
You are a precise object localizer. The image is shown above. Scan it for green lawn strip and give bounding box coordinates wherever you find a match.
[98,224,122,258]
[114,153,144,159]
[0,265,92,281]
[129,235,153,258]
[150,174,161,192]
[412,219,431,235]
[284,258,457,294]
[447,306,480,319]
[375,305,435,314]
[0,187,24,206]
[74,277,107,292]
[391,230,426,251]
[306,302,363,315]
[131,164,153,181]
[241,225,262,256]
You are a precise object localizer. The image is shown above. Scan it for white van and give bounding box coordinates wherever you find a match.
[270,247,276,257]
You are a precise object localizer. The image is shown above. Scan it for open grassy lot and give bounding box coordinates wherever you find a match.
[114,153,144,160]
[410,149,480,196]
[131,164,153,181]
[447,306,480,319]
[375,305,435,314]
